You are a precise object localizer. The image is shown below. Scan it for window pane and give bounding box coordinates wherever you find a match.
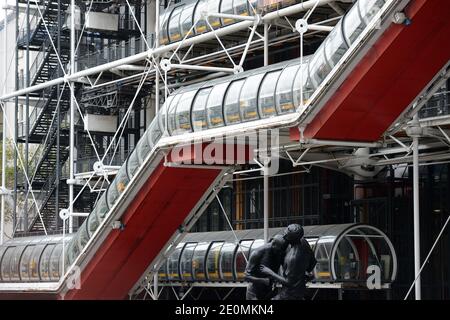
[207,0,221,30]
[180,243,197,281]
[206,242,224,281]
[219,242,236,281]
[192,87,212,131]
[167,244,184,281]
[180,3,196,39]
[192,242,209,281]
[220,0,235,25]
[10,246,25,281]
[158,95,174,134]
[276,64,300,114]
[207,82,228,128]
[168,5,184,43]
[343,4,366,45]
[235,240,253,280]
[159,11,171,45]
[194,0,208,34]
[309,45,332,89]
[30,245,45,281]
[224,80,245,125]
[234,0,249,16]
[20,246,34,281]
[175,90,197,133]
[240,73,265,121]
[168,94,183,135]
[293,61,313,107]
[39,244,55,281]
[50,244,63,281]
[259,71,281,118]
[1,247,14,281]
[359,0,386,24]
[148,115,163,147]
[324,20,348,67]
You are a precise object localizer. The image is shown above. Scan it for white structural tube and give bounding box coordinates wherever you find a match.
[0,5,8,245]
[68,0,75,233]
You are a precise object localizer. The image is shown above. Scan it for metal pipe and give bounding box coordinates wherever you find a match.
[24,0,30,231]
[264,22,269,67]
[1,5,7,244]
[169,63,235,74]
[155,0,160,113]
[263,163,269,243]
[308,24,334,32]
[69,0,75,233]
[409,115,422,300]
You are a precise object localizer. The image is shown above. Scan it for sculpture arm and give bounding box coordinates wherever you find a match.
[259,266,290,287]
[244,249,271,286]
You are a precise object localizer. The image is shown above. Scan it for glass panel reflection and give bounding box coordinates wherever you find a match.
[180,243,197,281]
[240,73,264,121]
[224,80,245,125]
[206,241,223,281]
[276,64,300,114]
[259,71,281,118]
[207,82,228,128]
[192,87,212,131]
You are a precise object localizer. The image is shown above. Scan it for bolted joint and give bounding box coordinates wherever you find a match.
[295,19,308,35]
[160,59,171,72]
[233,65,244,74]
[59,209,70,221]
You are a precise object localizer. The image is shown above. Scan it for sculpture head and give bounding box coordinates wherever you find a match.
[283,224,304,244]
[270,234,287,253]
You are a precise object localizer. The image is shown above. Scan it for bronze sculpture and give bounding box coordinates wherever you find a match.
[246,224,317,300]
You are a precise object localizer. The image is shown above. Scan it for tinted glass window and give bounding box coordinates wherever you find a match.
[240,73,265,121]
[224,80,245,125]
[192,87,212,131]
[206,242,224,281]
[259,71,281,118]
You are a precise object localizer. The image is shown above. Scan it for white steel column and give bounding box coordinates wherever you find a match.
[1,5,8,245]
[68,0,76,233]
[264,22,269,67]
[412,131,421,300]
[155,0,160,113]
[407,115,423,300]
[263,163,269,243]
